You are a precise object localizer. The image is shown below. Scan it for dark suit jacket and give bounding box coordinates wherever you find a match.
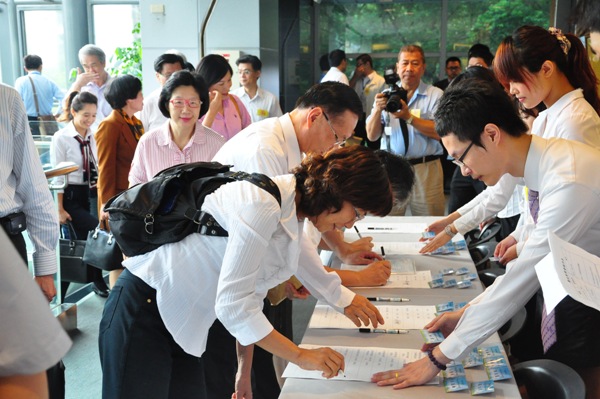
[95,110,139,210]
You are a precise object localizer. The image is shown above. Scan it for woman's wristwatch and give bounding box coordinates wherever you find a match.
[444,224,457,238]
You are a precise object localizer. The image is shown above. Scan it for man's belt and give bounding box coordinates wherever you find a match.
[407,155,442,165]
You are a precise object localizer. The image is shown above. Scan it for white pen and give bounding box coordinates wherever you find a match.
[367,297,410,302]
[368,227,393,230]
[337,369,346,378]
[359,328,409,334]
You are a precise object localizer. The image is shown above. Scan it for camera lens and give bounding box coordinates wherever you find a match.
[385,94,402,113]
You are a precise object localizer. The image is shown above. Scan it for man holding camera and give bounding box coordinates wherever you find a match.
[366,44,444,216]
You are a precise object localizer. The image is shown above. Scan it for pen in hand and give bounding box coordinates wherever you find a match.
[380,246,386,259]
[354,225,363,239]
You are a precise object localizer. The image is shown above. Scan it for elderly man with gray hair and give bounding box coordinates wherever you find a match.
[66,44,113,125]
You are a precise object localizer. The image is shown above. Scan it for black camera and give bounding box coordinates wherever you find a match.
[381,67,407,113]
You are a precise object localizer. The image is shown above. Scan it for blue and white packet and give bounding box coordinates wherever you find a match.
[462,351,484,368]
[453,240,467,250]
[443,376,469,392]
[441,268,456,275]
[422,231,436,239]
[443,279,458,288]
[470,380,495,395]
[442,364,465,378]
[431,242,456,255]
[457,280,472,289]
[455,267,469,275]
[478,345,503,359]
[455,301,468,310]
[463,272,478,281]
[429,278,444,288]
[436,301,455,313]
[485,364,512,381]
[421,329,445,344]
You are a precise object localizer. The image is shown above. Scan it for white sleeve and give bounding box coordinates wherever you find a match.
[295,231,355,312]
[454,174,519,235]
[439,182,600,360]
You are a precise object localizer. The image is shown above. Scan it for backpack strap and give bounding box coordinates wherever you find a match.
[185,171,282,237]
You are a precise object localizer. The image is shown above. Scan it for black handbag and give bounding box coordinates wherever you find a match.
[59,223,94,283]
[82,220,123,271]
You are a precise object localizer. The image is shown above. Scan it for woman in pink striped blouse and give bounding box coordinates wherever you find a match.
[196,54,252,141]
[128,70,226,186]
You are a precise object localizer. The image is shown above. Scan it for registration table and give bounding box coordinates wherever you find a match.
[279,216,522,398]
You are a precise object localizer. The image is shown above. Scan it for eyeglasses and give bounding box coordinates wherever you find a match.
[170,99,202,108]
[353,207,366,223]
[451,141,475,168]
[238,69,254,75]
[322,112,349,147]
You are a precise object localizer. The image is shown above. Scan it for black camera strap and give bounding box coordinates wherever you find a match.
[400,119,410,155]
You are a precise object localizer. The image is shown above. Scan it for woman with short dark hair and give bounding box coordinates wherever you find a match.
[129,70,225,185]
[95,74,144,287]
[100,145,401,398]
[196,54,251,140]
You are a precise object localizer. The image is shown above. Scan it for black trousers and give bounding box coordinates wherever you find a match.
[1,222,65,399]
[99,269,207,399]
[203,299,290,399]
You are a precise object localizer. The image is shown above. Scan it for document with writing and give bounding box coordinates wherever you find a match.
[535,231,600,313]
[309,304,436,330]
[282,345,430,382]
[353,221,428,234]
[348,270,432,289]
[341,255,416,274]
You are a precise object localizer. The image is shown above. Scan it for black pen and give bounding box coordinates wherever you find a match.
[367,297,410,302]
[354,225,363,239]
[359,328,409,334]
[380,246,386,259]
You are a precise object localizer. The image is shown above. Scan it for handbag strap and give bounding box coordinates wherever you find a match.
[61,222,79,240]
[228,94,241,120]
[27,76,41,117]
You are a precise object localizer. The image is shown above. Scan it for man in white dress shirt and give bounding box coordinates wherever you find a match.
[138,53,185,132]
[210,82,406,399]
[231,55,282,123]
[373,77,600,397]
[320,49,349,85]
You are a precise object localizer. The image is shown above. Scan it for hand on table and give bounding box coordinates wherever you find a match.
[421,216,452,238]
[295,346,345,379]
[344,295,384,328]
[495,236,518,264]
[419,230,451,254]
[356,260,391,286]
[371,356,440,389]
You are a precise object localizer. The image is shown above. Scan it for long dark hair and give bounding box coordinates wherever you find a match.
[494,25,600,113]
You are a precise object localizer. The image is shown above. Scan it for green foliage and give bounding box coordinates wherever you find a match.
[109,22,142,80]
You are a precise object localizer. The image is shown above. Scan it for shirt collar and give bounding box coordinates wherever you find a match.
[279,113,302,169]
[523,135,545,191]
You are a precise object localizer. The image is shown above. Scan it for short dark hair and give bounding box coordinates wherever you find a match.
[294,146,396,217]
[449,66,501,89]
[195,54,233,87]
[236,55,262,71]
[328,49,346,68]
[356,54,373,68]
[399,45,426,63]
[468,44,494,67]
[105,74,142,110]
[319,54,330,71]
[445,56,461,67]
[374,149,414,208]
[435,78,528,146]
[158,70,209,118]
[295,82,363,119]
[24,55,42,70]
[154,53,185,73]
[572,0,600,35]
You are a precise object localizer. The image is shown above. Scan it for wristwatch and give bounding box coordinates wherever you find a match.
[444,224,457,238]
[406,115,414,125]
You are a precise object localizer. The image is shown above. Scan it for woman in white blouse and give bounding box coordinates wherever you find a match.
[51,91,109,297]
[99,146,404,399]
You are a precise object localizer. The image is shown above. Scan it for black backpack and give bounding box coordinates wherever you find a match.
[104,161,281,257]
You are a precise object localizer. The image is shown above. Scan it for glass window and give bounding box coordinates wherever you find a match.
[92,4,140,69]
[21,9,66,89]
[301,0,551,93]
